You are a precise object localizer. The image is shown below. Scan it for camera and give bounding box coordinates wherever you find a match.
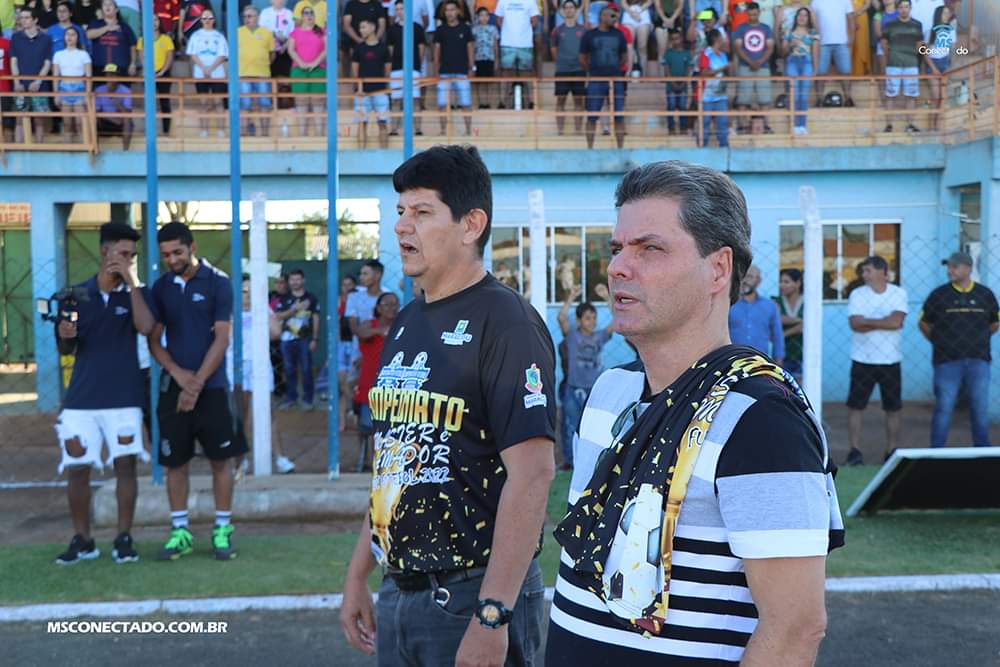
[36,287,91,325]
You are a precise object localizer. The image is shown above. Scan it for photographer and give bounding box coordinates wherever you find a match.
[54,223,155,566]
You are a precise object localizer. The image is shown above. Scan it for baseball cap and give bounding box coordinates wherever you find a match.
[942,251,973,267]
[605,2,620,11]
[696,9,714,19]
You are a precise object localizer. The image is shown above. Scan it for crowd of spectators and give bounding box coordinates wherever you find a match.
[0,0,980,144]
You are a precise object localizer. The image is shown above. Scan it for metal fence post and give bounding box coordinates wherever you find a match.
[327,0,342,479]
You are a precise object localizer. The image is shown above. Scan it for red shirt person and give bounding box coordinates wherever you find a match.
[353,292,401,425]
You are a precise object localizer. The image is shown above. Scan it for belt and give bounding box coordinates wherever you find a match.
[388,566,487,593]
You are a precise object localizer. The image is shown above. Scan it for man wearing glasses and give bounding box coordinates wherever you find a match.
[185,8,228,137]
[547,161,844,665]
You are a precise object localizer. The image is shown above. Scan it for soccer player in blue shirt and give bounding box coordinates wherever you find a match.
[54,223,156,565]
[148,222,246,561]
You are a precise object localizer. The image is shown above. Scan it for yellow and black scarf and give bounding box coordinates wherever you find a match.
[553,344,808,635]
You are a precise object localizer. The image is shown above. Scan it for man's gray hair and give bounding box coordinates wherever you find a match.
[614,160,752,304]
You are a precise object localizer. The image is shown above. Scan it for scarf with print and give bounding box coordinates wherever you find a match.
[553,344,809,635]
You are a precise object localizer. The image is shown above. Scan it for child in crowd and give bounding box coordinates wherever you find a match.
[472,6,499,108]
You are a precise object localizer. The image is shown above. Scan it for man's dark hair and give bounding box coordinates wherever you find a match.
[576,302,596,319]
[363,259,384,275]
[343,274,358,284]
[157,221,194,246]
[476,5,489,12]
[100,222,140,245]
[359,16,375,26]
[56,1,73,11]
[443,0,460,9]
[706,28,723,47]
[392,145,493,258]
[861,255,890,274]
[288,268,305,278]
[561,0,577,7]
[897,0,910,6]
[375,291,398,313]
[614,161,752,304]
[780,267,803,293]
[745,1,759,11]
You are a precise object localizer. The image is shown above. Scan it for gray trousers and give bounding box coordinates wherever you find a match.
[375,559,545,667]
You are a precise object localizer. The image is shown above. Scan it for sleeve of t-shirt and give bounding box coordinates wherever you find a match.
[919,290,938,324]
[617,30,627,54]
[494,0,505,18]
[218,34,229,58]
[480,321,557,451]
[529,1,539,17]
[698,50,709,70]
[891,286,909,314]
[213,274,233,323]
[715,385,834,558]
[988,289,999,324]
[578,30,590,54]
[123,23,137,47]
[846,289,863,318]
[310,293,321,314]
[185,33,197,56]
[344,292,360,319]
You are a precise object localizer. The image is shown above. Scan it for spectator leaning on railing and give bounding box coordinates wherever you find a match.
[551,0,587,135]
[10,7,52,144]
[351,16,391,148]
[434,0,475,136]
[919,252,999,448]
[52,19,89,142]
[186,8,228,138]
[733,2,775,134]
[782,5,819,135]
[238,6,275,137]
[288,6,326,137]
[136,14,175,135]
[880,0,927,134]
[387,0,425,135]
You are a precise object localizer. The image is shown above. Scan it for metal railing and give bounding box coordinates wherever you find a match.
[0,55,996,154]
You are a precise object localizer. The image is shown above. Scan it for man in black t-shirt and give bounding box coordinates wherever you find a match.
[387,0,425,136]
[919,251,999,447]
[340,145,556,667]
[351,17,392,148]
[342,0,386,67]
[434,0,475,135]
[275,268,322,409]
[580,5,627,149]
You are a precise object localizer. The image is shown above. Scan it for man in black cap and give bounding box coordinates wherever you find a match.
[919,251,998,447]
[53,222,155,565]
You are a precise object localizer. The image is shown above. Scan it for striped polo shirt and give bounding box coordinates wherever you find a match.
[547,360,845,666]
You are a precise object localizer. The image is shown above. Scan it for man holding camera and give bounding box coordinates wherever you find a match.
[54,223,155,565]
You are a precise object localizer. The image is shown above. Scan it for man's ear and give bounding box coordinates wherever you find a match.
[463,209,489,252]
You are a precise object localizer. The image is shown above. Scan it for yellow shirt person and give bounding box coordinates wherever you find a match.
[136,33,176,73]
[238,24,275,77]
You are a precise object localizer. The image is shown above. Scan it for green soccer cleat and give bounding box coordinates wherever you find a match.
[212,524,237,561]
[157,527,194,561]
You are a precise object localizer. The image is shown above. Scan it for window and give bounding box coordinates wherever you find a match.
[490,224,614,305]
[779,221,901,301]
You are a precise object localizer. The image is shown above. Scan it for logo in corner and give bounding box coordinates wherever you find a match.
[523,363,548,408]
[441,319,473,346]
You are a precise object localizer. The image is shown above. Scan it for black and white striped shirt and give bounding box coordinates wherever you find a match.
[547,361,845,665]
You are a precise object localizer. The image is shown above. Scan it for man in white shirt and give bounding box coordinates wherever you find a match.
[845,255,908,465]
[495,0,539,107]
[811,0,853,103]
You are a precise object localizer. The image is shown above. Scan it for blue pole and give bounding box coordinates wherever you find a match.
[326,0,341,479]
[402,0,414,158]
[142,3,163,485]
[228,0,242,387]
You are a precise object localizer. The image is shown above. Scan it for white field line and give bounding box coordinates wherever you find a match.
[2,574,999,623]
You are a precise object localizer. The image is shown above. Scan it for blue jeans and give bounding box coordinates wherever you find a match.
[665,87,687,132]
[818,43,851,75]
[785,55,813,129]
[931,359,991,447]
[561,387,588,465]
[239,80,273,110]
[702,98,728,147]
[376,559,545,666]
[281,338,314,404]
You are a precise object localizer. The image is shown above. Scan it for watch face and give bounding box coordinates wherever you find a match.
[481,605,501,624]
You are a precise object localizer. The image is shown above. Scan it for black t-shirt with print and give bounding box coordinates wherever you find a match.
[367,274,557,573]
[435,22,474,75]
[277,291,321,339]
[921,282,999,364]
[343,0,386,37]
[388,22,425,71]
[352,40,391,91]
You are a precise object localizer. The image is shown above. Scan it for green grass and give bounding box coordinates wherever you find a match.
[3,468,999,605]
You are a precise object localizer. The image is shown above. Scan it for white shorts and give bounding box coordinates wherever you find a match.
[621,7,651,28]
[390,69,424,100]
[885,66,920,98]
[337,340,355,373]
[55,408,149,474]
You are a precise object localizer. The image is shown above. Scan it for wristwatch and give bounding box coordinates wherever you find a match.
[475,598,513,629]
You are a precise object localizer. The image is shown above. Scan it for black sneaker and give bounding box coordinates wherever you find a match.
[112,532,139,564]
[906,123,920,134]
[845,448,865,466]
[883,123,893,133]
[55,534,100,566]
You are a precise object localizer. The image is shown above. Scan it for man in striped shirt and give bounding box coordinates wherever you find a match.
[547,161,844,666]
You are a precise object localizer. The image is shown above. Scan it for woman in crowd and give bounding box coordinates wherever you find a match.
[850,0,871,76]
[137,15,175,135]
[337,274,358,433]
[620,0,652,75]
[53,24,91,142]
[353,292,399,471]
[782,6,819,135]
[288,6,327,137]
[775,268,804,382]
